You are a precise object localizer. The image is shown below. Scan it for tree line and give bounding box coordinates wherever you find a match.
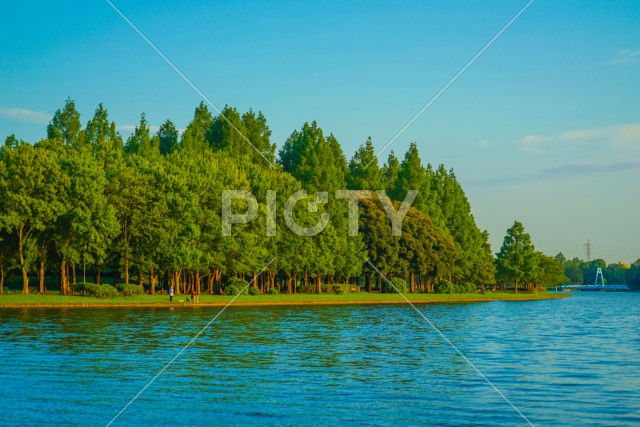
[556,254,640,290]
[1,98,564,295]
[494,220,639,291]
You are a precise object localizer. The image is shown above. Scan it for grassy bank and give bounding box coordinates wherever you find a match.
[0,291,568,308]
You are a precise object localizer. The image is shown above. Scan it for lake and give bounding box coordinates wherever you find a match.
[0,292,638,426]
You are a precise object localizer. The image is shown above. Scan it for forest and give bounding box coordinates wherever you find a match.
[0,99,597,296]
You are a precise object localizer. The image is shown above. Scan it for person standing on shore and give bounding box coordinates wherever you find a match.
[169,286,174,302]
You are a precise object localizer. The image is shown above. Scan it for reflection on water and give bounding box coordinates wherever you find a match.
[0,293,638,426]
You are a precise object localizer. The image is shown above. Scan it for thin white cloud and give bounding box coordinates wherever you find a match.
[522,124,640,152]
[540,161,640,178]
[468,160,640,187]
[608,49,640,65]
[0,107,50,124]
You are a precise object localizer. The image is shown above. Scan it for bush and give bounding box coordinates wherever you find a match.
[223,284,240,296]
[465,283,478,293]
[268,287,278,295]
[224,278,248,296]
[297,283,315,294]
[382,277,408,293]
[72,282,119,299]
[229,277,248,288]
[247,286,260,296]
[115,283,145,296]
[434,280,454,294]
[332,285,343,295]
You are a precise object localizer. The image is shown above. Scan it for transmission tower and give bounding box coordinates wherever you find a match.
[585,240,591,262]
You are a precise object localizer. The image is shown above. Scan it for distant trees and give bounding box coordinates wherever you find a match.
[554,255,636,287]
[627,260,640,291]
[535,252,566,288]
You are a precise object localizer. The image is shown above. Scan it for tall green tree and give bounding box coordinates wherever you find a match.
[381,151,400,194]
[209,107,275,163]
[181,102,213,151]
[278,121,347,193]
[346,137,382,190]
[47,98,85,148]
[0,142,67,293]
[48,140,119,293]
[157,119,179,155]
[535,252,566,288]
[432,165,494,284]
[125,113,153,155]
[496,220,537,292]
[389,143,443,227]
[85,103,123,164]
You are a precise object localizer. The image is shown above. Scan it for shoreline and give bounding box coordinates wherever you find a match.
[0,292,569,308]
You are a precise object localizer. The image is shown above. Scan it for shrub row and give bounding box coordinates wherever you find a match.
[222,278,281,296]
[433,280,477,294]
[71,283,119,298]
[115,283,145,296]
[382,278,408,294]
[71,282,148,298]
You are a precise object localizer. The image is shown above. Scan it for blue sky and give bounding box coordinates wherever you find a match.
[1,0,639,263]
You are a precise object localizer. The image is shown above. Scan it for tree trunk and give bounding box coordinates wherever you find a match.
[173,270,180,295]
[18,226,29,294]
[287,277,292,294]
[149,268,156,295]
[94,269,101,286]
[38,258,46,294]
[207,273,214,294]
[213,269,222,295]
[0,265,4,294]
[515,279,518,293]
[60,257,66,294]
[269,270,276,291]
[138,270,143,288]
[365,274,371,292]
[410,271,415,293]
[182,269,187,294]
[315,272,322,294]
[124,257,130,285]
[72,262,76,285]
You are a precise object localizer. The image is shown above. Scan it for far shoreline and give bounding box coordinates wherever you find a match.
[0,292,569,309]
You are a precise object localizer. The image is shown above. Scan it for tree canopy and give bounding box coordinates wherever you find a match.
[0,98,543,295]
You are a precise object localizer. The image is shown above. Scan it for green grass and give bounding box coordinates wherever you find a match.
[0,290,568,307]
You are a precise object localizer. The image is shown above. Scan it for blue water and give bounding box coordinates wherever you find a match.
[0,293,638,426]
